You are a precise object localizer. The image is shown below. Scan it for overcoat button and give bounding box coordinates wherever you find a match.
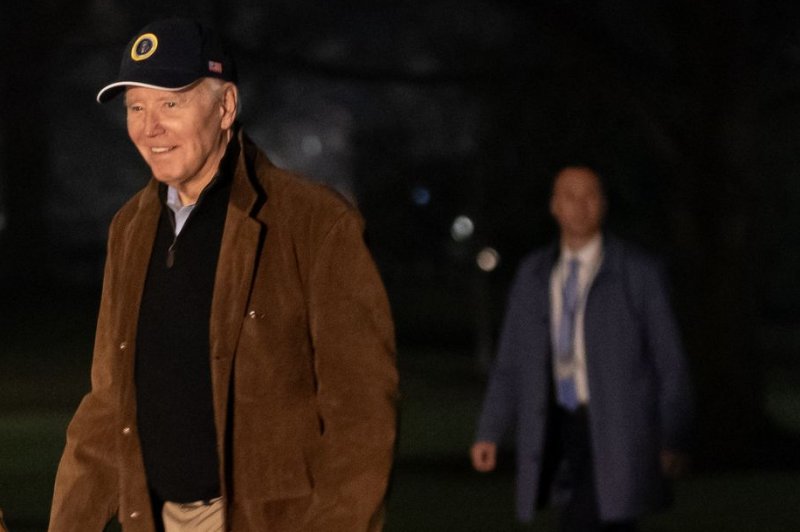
[122,427,131,435]
[248,310,257,319]
[120,342,128,350]
[130,511,140,519]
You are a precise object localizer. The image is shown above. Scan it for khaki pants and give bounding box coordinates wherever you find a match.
[162,497,224,532]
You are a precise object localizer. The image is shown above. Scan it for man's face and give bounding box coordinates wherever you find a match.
[549,166,606,242]
[125,80,229,191]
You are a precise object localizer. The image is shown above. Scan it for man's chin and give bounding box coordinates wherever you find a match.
[566,227,601,240]
[151,173,181,186]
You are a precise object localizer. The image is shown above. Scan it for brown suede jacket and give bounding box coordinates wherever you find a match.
[48,132,398,531]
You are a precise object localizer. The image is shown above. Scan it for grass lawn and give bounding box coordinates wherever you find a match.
[3,410,799,531]
[389,350,800,531]
[1,305,799,531]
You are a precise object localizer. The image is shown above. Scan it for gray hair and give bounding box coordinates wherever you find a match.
[203,77,240,118]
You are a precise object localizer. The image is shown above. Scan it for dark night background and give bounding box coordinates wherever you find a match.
[2,1,800,530]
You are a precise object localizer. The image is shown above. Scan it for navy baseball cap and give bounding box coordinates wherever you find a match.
[96,18,237,103]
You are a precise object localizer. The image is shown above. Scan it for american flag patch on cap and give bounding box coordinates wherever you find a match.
[208,60,223,74]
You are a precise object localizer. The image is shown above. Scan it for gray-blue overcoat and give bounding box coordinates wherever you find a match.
[475,235,693,522]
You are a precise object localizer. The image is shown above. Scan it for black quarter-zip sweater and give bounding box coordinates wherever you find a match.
[135,140,237,504]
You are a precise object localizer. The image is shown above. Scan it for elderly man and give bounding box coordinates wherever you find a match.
[49,18,397,532]
[471,166,693,531]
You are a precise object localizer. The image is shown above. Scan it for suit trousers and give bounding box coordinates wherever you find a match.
[556,406,637,532]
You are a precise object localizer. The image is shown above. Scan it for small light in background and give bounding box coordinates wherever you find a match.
[411,186,431,206]
[476,247,500,272]
[451,215,474,242]
[301,134,323,157]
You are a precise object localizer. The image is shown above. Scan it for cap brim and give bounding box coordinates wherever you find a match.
[96,79,200,103]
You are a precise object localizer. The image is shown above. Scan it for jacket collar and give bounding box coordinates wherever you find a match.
[227,129,265,219]
[209,130,265,345]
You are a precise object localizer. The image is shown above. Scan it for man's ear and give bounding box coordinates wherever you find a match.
[220,83,239,130]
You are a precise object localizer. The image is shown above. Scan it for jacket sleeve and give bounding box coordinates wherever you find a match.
[305,210,398,532]
[641,261,694,451]
[48,226,121,532]
[475,263,532,444]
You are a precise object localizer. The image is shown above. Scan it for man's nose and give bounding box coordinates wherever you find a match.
[144,110,165,137]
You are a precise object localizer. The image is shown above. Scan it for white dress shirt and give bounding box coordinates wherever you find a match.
[549,234,604,406]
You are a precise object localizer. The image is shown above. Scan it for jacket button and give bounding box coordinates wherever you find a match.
[120,342,128,350]
[122,426,131,435]
[130,510,140,519]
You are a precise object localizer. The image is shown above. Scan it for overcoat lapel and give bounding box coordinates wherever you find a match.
[588,234,619,288]
[534,243,559,306]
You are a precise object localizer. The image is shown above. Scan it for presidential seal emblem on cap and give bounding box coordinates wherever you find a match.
[131,33,158,61]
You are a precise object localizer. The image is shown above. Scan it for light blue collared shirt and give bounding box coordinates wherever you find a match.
[166,186,196,236]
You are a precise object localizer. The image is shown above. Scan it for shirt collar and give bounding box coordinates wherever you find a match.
[559,233,603,268]
[166,185,186,213]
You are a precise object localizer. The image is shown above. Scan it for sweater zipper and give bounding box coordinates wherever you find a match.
[167,210,178,269]
[167,240,177,268]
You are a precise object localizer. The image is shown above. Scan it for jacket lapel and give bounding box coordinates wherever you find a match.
[208,133,265,438]
[116,182,161,404]
[119,182,162,321]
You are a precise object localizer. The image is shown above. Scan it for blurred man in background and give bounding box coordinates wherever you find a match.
[49,17,397,532]
[471,165,693,531]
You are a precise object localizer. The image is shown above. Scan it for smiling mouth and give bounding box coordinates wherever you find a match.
[151,146,176,154]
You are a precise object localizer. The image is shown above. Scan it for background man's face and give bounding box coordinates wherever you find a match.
[125,80,225,191]
[549,166,606,243]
